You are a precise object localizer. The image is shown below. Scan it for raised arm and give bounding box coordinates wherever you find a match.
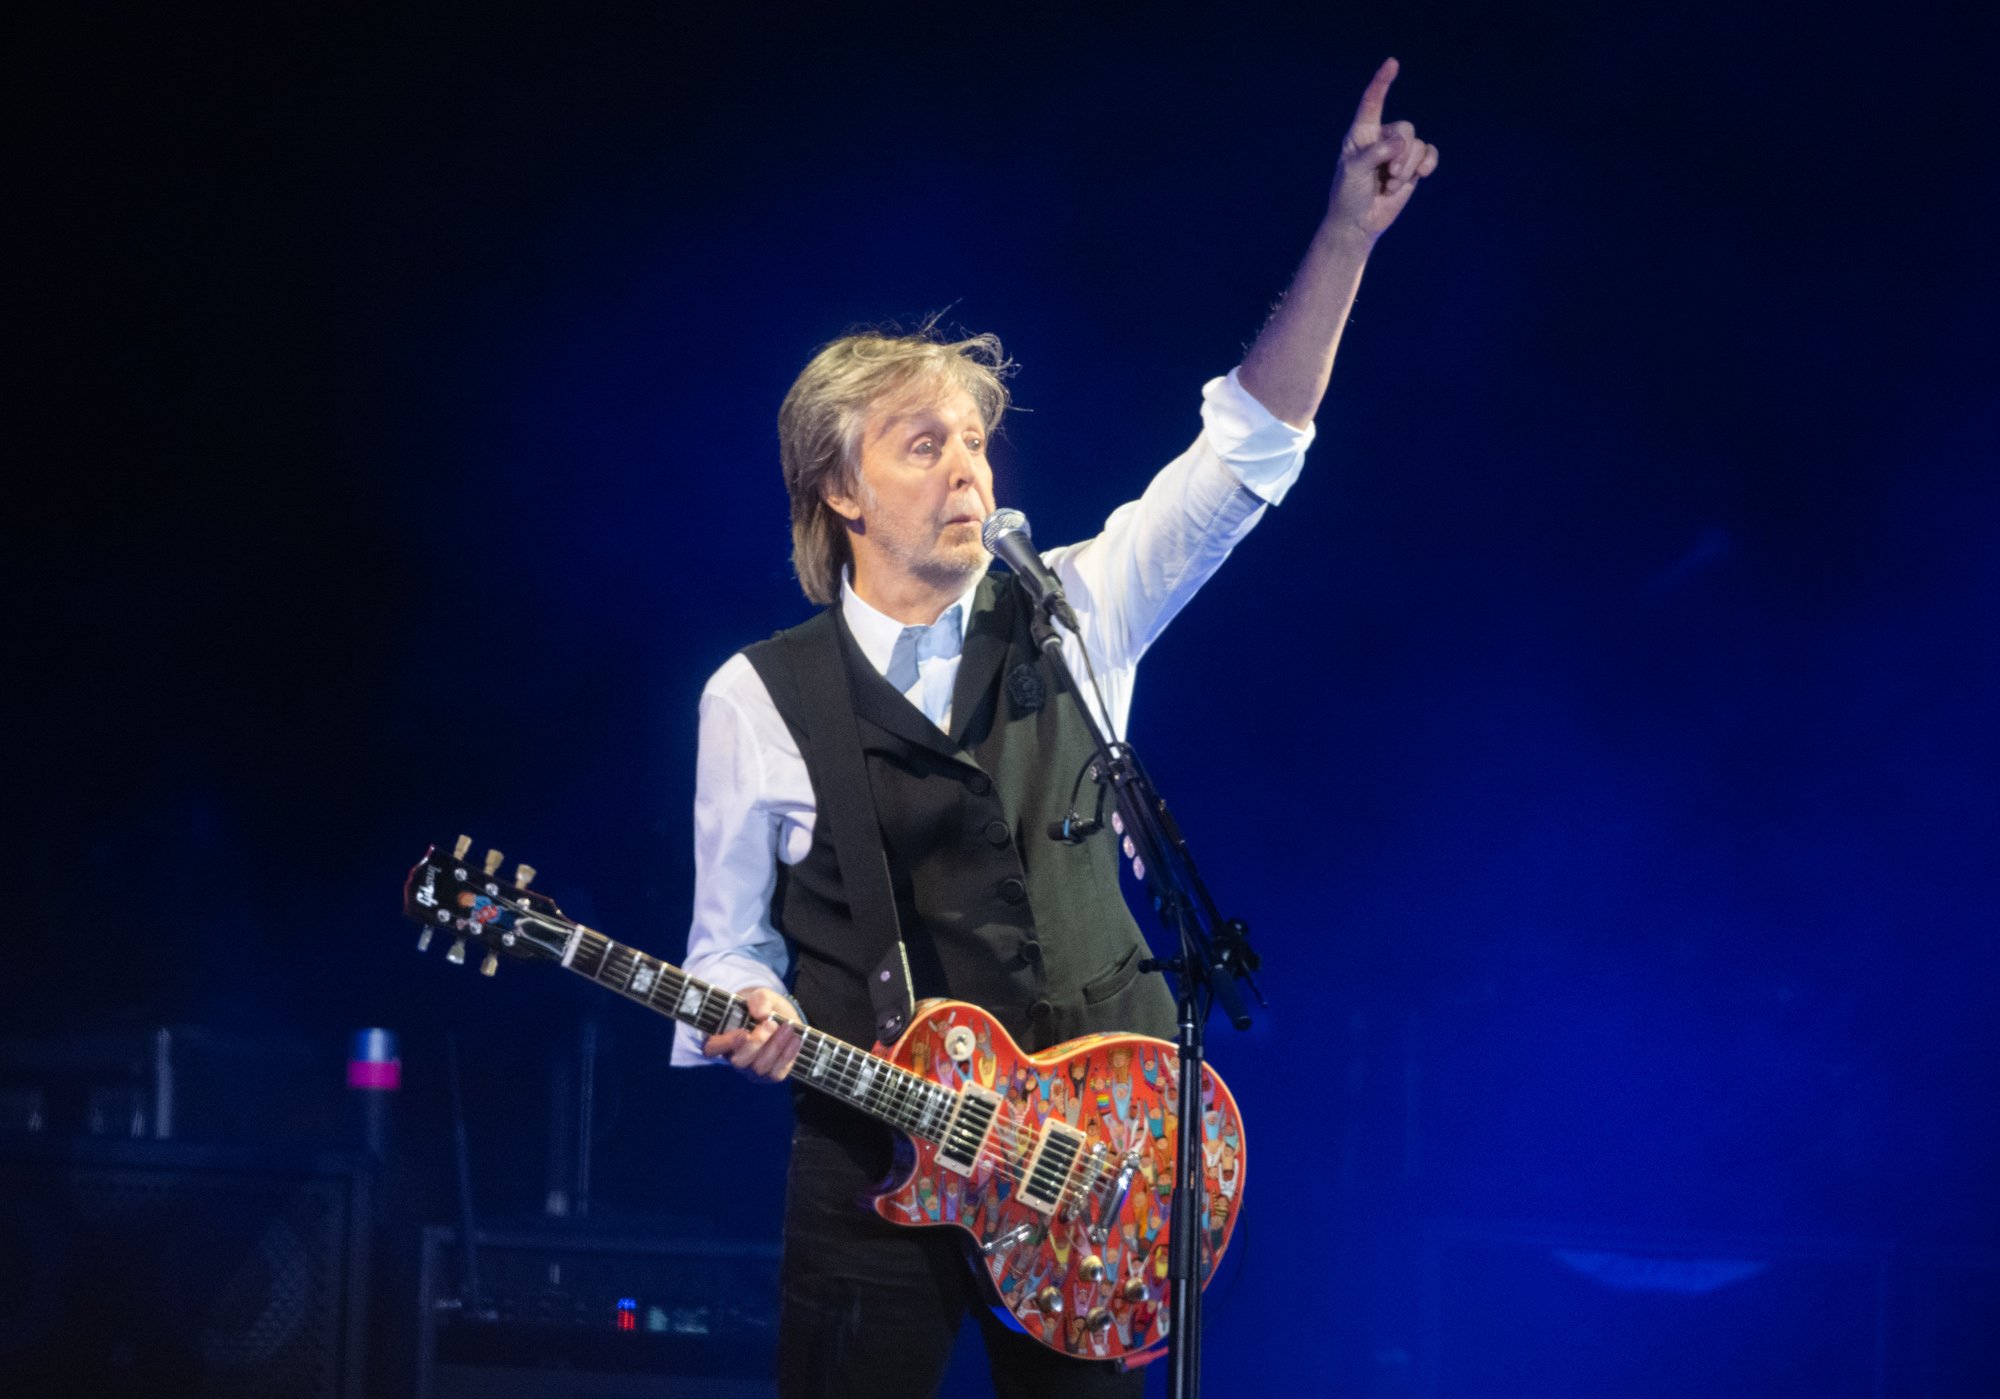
[1238,57,1439,428]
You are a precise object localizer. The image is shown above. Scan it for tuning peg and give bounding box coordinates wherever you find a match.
[446,936,468,965]
[416,927,434,952]
[453,835,472,860]
[515,862,537,887]
[480,950,499,977]
[482,848,504,876]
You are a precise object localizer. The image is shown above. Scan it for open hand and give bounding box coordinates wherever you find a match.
[1328,58,1439,241]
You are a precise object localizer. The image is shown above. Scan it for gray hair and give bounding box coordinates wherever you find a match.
[777,322,1014,605]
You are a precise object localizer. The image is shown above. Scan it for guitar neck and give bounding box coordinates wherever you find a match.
[561,927,953,1143]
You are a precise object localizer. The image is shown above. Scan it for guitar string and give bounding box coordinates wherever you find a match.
[490,890,1187,1204]
[522,912,1151,1213]
[532,904,1066,1171]
[587,932,1139,1199]
[505,902,1051,1178]
[559,923,1165,1213]
[582,934,1096,1197]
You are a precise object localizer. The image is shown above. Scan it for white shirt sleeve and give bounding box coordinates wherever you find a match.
[1041,368,1313,735]
[670,656,811,1067]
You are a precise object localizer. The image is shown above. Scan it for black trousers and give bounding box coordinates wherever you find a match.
[775,1118,1147,1399]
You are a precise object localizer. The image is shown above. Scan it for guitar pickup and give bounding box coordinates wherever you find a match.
[1016,1118,1089,1216]
[935,1084,1005,1177]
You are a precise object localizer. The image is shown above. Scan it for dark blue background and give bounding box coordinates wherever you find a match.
[15,1,1997,1392]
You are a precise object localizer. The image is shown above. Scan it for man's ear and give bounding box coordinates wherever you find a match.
[823,477,865,524]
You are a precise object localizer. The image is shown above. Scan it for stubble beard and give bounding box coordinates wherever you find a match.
[909,534,988,594]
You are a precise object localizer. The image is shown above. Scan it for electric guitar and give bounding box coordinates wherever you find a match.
[402,839,1246,1367]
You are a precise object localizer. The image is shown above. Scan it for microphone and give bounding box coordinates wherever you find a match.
[981,509,1078,629]
[1048,814,1103,844]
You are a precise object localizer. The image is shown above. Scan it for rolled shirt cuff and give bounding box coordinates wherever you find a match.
[1200,367,1315,507]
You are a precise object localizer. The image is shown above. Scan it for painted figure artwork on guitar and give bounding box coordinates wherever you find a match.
[399,845,1246,1367]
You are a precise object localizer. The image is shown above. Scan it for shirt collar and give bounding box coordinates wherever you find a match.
[839,567,984,678]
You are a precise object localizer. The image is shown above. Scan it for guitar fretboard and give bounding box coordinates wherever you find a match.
[565,929,956,1141]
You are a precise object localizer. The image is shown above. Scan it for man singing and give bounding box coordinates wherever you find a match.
[672,59,1437,1399]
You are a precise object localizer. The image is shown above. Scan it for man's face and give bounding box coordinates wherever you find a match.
[827,384,995,597]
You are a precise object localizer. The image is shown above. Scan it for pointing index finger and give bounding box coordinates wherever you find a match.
[1351,56,1399,144]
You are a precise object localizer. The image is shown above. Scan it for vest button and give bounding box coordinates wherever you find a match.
[965,772,993,796]
[1029,998,1054,1022]
[999,876,1027,903]
[984,820,1011,847]
[1018,940,1043,967]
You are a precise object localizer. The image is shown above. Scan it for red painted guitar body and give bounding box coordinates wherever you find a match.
[864,1002,1245,1367]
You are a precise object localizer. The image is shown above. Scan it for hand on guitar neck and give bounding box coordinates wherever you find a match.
[704,986,805,1082]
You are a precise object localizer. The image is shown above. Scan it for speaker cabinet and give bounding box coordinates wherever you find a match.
[0,1139,369,1398]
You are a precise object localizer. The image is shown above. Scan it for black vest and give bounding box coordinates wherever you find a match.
[742,572,1176,1061]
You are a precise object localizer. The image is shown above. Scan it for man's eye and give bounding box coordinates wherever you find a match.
[966,436,984,453]
[912,438,937,455]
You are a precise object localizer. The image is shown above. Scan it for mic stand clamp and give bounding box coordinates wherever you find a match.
[1026,606,1263,1399]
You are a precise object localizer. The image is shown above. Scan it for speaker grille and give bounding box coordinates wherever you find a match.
[0,1143,364,1398]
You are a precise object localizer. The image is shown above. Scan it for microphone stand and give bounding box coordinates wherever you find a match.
[1025,606,1262,1399]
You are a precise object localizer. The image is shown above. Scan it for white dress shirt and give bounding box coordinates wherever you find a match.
[671,369,1312,1065]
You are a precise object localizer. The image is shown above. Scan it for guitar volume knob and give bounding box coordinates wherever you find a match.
[1035,1287,1062,1313]
[1079,1255,1104,1282]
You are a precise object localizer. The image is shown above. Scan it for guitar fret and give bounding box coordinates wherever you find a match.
[834,1043,864,1104]
[544,927,944,1139]
[571,933,610,979]
[893,1071,923,1134]
[699,987,734,1035]
[658,967,689,1012]
[807,1033,834,1082]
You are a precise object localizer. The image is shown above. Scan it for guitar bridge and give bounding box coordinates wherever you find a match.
[1063,1143,1109,1223]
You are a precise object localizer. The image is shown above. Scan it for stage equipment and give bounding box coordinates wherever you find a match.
[415,1223,780,1398]
[0,1137,369,1397]
[0,1025,344,1146]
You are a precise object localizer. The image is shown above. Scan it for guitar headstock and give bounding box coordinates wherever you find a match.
[402,836,574,976]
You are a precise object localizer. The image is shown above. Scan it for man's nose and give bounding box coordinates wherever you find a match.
[946,441,979,487]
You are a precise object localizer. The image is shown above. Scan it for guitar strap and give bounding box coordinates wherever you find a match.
[747,613,917,1047]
